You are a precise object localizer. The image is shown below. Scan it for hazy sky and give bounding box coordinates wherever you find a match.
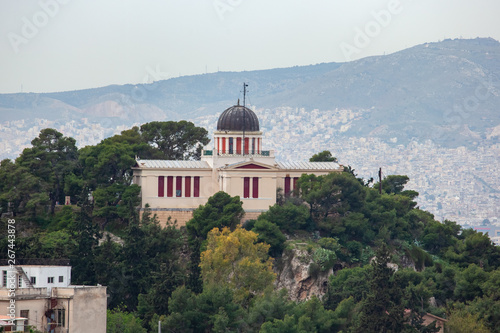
[1,0,499,93]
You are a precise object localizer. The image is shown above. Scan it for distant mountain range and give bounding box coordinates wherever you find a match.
[1,37,499,150]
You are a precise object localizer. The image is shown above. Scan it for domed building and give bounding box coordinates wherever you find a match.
[132,101,343,226]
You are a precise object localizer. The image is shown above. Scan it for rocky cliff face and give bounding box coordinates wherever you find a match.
[274,248,333,302]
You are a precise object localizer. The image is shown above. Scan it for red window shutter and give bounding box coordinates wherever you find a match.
[244,177,250,198]
[293,177,299,197]
[194,176,200,197]
[222,138,226,154]
[252,177,259,198]
[185,176,191,197]
[244,138,249,155]
[284,177,291,196]
[167,176,173,197]
[176,176,182,197]
[158,176,164,197]
[257,138,260,153]
[236,137,242,154]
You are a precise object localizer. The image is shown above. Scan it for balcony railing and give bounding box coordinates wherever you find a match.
[203,150,274,157]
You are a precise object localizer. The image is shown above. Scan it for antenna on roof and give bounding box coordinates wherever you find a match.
[243,82,248,156]
[379,167,382,194]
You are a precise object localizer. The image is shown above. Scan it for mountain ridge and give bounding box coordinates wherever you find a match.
[0,37,499,150]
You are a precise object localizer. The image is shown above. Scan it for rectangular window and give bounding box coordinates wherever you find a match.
[252,138,255,154]
[30,276,36,285]
[243,177,250,198]
[293,177,299,194]
[217,137,220,154]
[244,138,249,155]
[56,309,65,327]
[167,176,174,197]
[2,270,6,287]
[284,177,291,196]
[158,176,164,197]
[59,276,64,283]
[222,137,226,154]
[176,177,182,197]
[194,176,200,197]
[257,138,260,153]
[236,137,242,154]
[20,310,29,328]
[229,138,233,154]
[48,277,54,284]
[185,176,191,197]
[252,177,259,198]
[18,275,22,288]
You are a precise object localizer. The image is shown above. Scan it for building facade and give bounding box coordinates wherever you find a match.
[0,265,106,333]
[133,102,343,226]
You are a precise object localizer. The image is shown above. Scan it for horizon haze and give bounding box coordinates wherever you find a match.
[1,0,500,93]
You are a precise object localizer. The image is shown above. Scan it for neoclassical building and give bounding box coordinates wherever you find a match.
[132,102,343,226]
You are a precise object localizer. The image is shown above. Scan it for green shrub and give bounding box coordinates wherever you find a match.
[252,219,286,257]
[308,262,321,278]
[313,248,337,271]
[318,237,341,252]
[409,246,433,271]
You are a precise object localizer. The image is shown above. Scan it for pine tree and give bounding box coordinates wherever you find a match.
[70,192,100,285]
[357,243,406,332]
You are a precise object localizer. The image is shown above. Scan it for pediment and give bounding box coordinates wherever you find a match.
[225,161,277,170]
[235,163,270,169]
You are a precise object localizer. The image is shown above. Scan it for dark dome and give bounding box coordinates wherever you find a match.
[217,104,260,131]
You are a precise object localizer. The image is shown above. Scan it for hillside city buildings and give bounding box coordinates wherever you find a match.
[0,106,498,229]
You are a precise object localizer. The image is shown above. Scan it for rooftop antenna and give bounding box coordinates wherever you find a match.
[378,167,382,195]
[242,82,248,156]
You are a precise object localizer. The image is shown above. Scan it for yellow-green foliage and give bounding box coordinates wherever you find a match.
[446,309,490,333]
[200,227,276,302]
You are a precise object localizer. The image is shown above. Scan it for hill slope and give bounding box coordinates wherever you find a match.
[1,38,499,149]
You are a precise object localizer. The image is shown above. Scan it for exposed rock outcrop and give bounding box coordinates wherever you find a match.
[274,248,333,302]
[98,231,124,246]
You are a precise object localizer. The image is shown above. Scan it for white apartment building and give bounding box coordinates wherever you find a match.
[0,265,106,333]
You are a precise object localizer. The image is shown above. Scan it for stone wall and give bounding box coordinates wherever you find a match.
[143,208,195,228]
[142,208,265,228]
[242,211,264,222]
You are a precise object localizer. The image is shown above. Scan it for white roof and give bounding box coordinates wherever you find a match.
[134,160,340,171]
[277,161,341,170]
[135,160,211,169]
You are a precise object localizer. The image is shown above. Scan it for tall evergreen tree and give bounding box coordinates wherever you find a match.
[17,128,78,214]
[70,191,101,285]
[357,244,406,332]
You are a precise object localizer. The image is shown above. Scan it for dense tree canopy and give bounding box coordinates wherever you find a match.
[200,227,275,303]
[309,150,338,162]
[1,124,500,332]
[17,129,78,213]
[186,191,244,241]
[140,120,210,160]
